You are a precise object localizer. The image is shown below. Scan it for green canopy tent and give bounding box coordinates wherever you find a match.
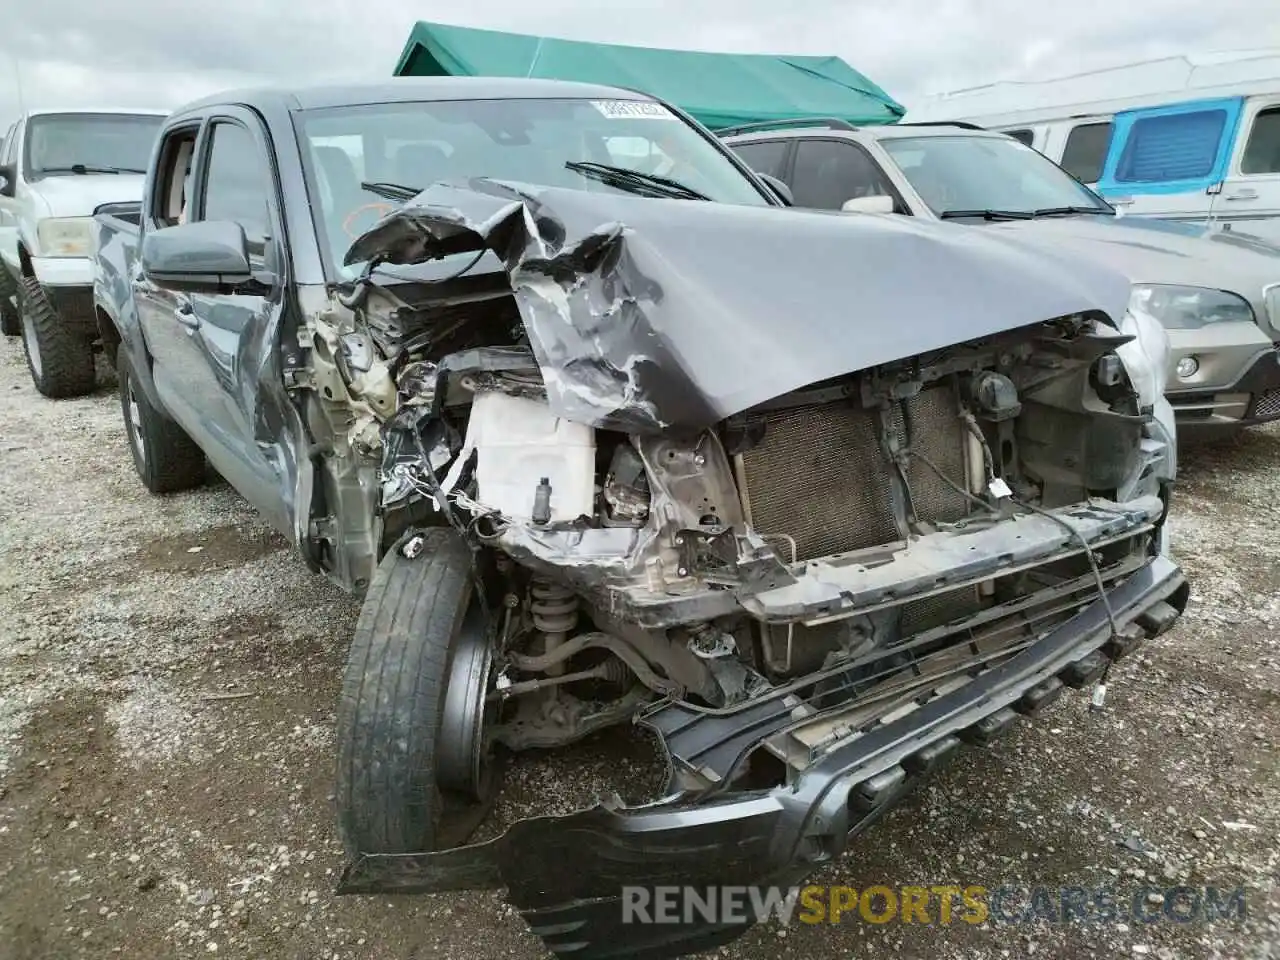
[393,22,904,130]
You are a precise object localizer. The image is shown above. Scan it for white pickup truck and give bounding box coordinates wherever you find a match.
[0,108,166,397]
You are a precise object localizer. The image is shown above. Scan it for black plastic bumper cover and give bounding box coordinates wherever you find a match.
[41,284,97,329]
[337,556,1186,959]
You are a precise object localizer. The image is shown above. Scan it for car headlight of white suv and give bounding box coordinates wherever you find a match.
[35,216,95,258]
[1129,283,1255,329]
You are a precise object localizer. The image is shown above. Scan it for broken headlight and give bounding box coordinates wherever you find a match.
[1129,284,1254,330]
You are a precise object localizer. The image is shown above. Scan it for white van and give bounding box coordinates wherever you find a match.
[906,50,1280,243]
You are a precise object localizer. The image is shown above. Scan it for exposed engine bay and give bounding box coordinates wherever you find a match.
[296,178,1178,772]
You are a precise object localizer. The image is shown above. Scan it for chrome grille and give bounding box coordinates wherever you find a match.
[737,385,971,563]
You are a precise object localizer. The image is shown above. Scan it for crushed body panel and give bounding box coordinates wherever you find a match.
[346,179,1133,433]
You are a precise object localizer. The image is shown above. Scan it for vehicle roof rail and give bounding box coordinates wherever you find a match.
[715,117,859,138]
[896,120,988,131]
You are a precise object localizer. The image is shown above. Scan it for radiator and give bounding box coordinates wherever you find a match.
[739,385,978,663]
[737,385,971,562]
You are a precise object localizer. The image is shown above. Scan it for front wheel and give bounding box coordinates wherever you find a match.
[18,276,95,397]
[336,529,499,858]
[0,266,19,336]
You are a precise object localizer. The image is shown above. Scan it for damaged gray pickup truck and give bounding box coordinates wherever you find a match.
[92,78,1189,958]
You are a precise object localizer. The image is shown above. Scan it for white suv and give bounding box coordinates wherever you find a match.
[0,109,166,397]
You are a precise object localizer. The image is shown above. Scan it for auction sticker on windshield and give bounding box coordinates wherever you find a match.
[590,100,673,120]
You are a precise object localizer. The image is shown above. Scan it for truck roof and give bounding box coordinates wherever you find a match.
[174,76,660,116]
[22,107,169,119]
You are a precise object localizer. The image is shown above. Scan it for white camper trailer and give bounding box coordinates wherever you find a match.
[906,50,1280,242]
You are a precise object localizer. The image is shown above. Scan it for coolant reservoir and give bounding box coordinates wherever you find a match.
[469,392,596,522]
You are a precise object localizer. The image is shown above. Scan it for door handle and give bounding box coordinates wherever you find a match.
[1224,188,1259,201]
[173,297,199,329]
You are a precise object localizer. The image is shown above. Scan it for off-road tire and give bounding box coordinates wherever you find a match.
[18,276,95,397]
[336,529,488,858]
[117,349,207,493]
[0,266,18,336]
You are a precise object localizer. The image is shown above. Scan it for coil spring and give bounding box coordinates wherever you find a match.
[530,579,579,634]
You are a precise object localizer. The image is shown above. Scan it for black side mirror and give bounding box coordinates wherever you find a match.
[142,220,251,293]
[0,163,14,198]
[757,172,793,206]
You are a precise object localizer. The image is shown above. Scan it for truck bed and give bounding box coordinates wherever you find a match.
[92,201,144,364]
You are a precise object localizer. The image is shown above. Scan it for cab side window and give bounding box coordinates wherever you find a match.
[2,122,19,166]
[730,140,788,179]
[152,127,200,227]
[790,139,895,210]
[199,122,271,258]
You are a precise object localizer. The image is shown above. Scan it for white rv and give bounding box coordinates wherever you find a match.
[906,50,1280,242]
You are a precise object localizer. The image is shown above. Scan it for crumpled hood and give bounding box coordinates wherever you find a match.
[347,180,1133,433]
[981,214,1280,297]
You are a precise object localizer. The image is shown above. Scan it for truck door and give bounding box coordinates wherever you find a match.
[175,111,294,535]
[1094,97,1244,225]
[1217,97,1280,244]
[0,121,22,277]
[136,121,209,412]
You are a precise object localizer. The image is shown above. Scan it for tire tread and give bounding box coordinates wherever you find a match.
[0,267,19,337]
[19,276,94,398]
[117,350,206,493]
[336,529,474,857]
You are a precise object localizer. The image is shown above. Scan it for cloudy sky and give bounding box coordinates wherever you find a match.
[3,0,1279,128]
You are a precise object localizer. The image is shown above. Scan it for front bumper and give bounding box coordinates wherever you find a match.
[29,258,96,329]
[1164,324,1280,430]
[338,552,1187,960]
[31,255,93,289]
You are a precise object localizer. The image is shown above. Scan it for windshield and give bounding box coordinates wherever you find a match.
[881,135,1112,218]
[23,113,163,180]
[296,97,771,278]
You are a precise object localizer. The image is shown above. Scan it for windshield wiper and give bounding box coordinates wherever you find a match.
[564,161,710,201]
[939,209,1034,221]
[37,164,147,175]
[1031,206,1111,217]
[360,181,421,202]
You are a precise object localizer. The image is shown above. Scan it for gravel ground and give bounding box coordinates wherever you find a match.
[0,333,1277,960]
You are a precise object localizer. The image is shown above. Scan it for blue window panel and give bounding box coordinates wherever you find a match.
[1116,110,1226,182]
[1096,96,1244,197]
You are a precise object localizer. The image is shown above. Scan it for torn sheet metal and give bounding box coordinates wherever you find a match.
[346,178,1133,433]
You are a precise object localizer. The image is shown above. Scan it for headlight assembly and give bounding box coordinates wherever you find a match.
[36,217,94,258]
[1129,283,1255,329]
